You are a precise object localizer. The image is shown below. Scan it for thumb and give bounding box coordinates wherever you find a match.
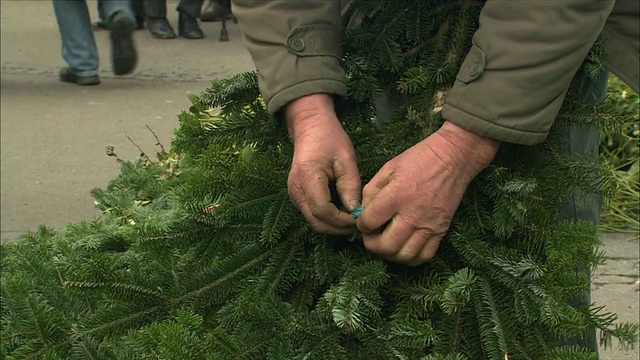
[333,157,361,212]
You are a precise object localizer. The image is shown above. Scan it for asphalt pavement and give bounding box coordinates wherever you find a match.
[1,1,637,358]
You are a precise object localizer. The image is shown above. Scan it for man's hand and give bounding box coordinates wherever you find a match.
[356,121,500,266]
[285,94,362,235]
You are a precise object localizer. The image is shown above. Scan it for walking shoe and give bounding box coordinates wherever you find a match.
[59,67,100,85]
[109,11,138,75]
[178,11,204,39]
[146,17,176,39]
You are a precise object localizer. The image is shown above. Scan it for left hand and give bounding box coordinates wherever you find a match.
[356,121,500,266]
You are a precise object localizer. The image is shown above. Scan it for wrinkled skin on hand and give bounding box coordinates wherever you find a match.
[285,94,362,235]
[356,121,500,266]
[284,94,499,266]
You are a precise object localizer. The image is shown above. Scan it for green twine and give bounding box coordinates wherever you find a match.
[350,205,364,218]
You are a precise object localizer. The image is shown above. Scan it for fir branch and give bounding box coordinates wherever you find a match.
[208,327,242,359]
[312,238,344,285]
[260,196,295,245]
[22,295,50,352]
[474,276,512,360]
[253,240,304,297]
[71,338,102,360]
[440,268,477,316]
[84,305,166,339]
[64,281,168,303]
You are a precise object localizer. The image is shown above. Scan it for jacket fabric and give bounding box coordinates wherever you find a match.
[232,0,639,145]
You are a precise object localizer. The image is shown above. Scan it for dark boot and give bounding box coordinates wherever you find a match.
[109,11,138,75]
[178,11,204,39]
[146,17,176,39]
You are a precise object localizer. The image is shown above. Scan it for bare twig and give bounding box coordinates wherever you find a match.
[105,146,125,163]
[125,135,151,162]
[146,125,166,154]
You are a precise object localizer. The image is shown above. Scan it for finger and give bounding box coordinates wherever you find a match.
[333,156,362,212]
[361,163,393,207]
[413,233,444,265]
[357,185,397,234]
[289,175,354,235]
[303,170,357,230]
[362,215,413,256]
[298,198,355,235]
[389,228,431,265]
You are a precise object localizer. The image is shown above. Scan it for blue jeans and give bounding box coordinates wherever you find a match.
[52,0,134,77]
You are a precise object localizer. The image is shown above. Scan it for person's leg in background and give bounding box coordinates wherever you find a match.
[102,0,139,75]
[177,0,204,39]
[53,0,101,84]
[132,0,146,29]
[96,0,145,30]
[557,68,610,356]
[97,0,106,26]
[144,0,176,39]
[53,0,138,84]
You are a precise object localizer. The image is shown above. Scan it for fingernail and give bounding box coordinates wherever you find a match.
[349,200,361,211]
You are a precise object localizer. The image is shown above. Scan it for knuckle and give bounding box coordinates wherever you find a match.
[307,218,324,232]
[307,203,328,218]
[407,259,426,267]
[287,190,304,210]
[418,245,438,264]
[287,185,297,200]
[394,250,418,264]
[362,183,375,198]
[420,253,435,263]
[367,242,399,256]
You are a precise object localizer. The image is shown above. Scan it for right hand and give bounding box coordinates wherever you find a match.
[285,94,361,235]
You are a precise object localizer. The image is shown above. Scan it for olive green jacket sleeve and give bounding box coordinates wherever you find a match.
[232,0,347,114]
[233,0,618,145]
[602,0,639,95]
[441,0,615,145]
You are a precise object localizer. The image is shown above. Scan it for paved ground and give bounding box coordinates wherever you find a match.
[1,1,638,358]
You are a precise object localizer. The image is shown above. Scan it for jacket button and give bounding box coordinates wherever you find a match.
[287,37,306,52]
[469,61,484,78]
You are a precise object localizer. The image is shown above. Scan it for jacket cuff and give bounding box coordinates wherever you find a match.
[267,79,347,115]
[442,104,548,146]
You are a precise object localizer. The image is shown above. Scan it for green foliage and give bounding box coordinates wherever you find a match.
[2,0,638,359]
[599,75,639,234]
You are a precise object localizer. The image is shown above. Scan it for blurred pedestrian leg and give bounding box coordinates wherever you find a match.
[96,0,146,30]
[52,0,138,84]
[144,0,204,39]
